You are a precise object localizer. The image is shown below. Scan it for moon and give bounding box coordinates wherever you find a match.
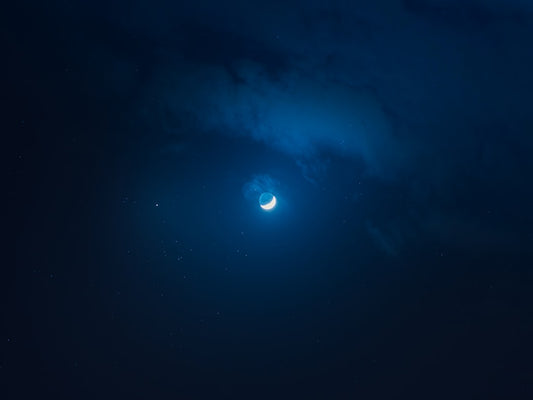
[259,192,277,210]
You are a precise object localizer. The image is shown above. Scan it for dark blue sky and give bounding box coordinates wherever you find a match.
[6,0,533,398]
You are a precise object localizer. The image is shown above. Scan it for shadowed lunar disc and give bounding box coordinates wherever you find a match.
[259,192,276,210]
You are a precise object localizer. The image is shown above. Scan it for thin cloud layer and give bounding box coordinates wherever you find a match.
[92,0,532,254]
[137,0,532,184]
[152,60,403,177]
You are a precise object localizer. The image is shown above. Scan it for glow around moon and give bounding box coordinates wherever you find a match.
[259,192,277,210]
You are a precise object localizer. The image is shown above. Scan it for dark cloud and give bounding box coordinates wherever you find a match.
[114,0,532,254]
[45,0,533,254]
[149,59,403,177]
[132,1,532,176]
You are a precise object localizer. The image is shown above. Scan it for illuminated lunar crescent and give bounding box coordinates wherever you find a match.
[259,192,276,210]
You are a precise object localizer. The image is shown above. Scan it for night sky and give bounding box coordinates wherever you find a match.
[6,1,533,398]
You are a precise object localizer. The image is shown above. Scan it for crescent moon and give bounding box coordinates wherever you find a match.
[260,195,277,210]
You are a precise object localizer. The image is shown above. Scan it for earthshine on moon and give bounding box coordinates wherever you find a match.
[259,192,276,210]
